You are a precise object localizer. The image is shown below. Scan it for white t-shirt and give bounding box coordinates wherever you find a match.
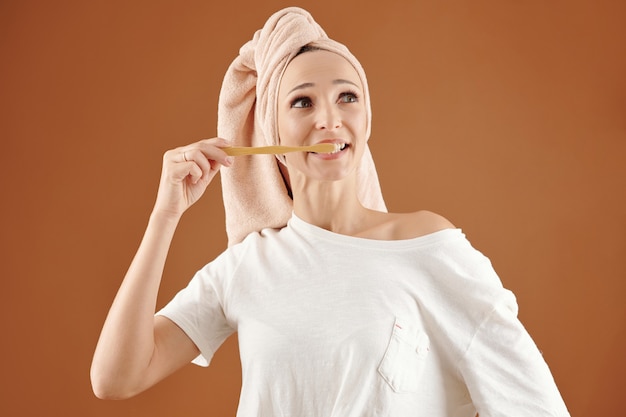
[157,214,570,417]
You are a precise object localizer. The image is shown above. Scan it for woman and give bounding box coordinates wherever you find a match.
[91,7,570,417]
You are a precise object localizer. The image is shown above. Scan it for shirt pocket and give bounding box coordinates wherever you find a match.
[377,317,430,393]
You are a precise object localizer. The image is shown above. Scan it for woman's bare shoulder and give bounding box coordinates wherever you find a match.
[358,209,455,240]
[391,210,456,240]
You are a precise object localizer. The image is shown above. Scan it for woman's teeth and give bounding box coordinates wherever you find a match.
[331,143,347,153]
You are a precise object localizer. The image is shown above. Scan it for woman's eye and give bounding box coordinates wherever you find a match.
[291,97,312,108]
[339,92,358,103]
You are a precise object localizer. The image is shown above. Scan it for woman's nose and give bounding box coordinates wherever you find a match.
[315,103,342,130]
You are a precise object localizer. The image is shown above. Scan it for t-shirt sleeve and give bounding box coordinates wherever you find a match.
[156,263,235,367]
[458,293,570,417]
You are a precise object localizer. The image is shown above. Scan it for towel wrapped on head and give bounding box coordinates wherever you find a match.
[218,7,386,246]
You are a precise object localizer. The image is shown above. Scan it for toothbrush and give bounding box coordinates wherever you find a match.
[223,143,340,156]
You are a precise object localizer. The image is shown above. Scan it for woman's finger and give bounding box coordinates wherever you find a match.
[179,148,211,183]
[198,137,234,167]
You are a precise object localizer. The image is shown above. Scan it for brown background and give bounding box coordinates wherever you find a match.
[1,0,624,415]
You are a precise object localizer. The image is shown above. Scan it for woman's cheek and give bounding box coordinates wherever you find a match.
[281,119,305,146]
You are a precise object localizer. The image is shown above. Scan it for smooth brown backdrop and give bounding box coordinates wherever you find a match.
[1,1,624,415]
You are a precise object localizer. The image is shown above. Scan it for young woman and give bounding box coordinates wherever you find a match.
[91,7,570,417]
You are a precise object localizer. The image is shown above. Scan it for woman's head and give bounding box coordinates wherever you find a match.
[217,7,386,245]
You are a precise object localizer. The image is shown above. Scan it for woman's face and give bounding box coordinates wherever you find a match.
[277,49,367,181]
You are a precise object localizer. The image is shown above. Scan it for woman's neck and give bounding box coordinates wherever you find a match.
[291,174,375,236]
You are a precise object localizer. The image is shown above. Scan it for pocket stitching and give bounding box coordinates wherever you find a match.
[377,317,430,394]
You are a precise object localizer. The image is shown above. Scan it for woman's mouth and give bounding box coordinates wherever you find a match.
[311,142,349,155]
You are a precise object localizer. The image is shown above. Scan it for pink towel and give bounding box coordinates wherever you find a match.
[218,7,387,246]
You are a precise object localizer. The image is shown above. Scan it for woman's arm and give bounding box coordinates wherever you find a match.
[460,297,570,416]
[90,138,232,400]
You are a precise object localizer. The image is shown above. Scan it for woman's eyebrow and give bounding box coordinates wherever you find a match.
[333,79,359,88]
[288,82,314,94]
[288,79,359,95]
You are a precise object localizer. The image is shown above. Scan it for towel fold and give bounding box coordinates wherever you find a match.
[218,7,386,246]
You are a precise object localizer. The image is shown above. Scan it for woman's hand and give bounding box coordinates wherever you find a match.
[153,137,233,218]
